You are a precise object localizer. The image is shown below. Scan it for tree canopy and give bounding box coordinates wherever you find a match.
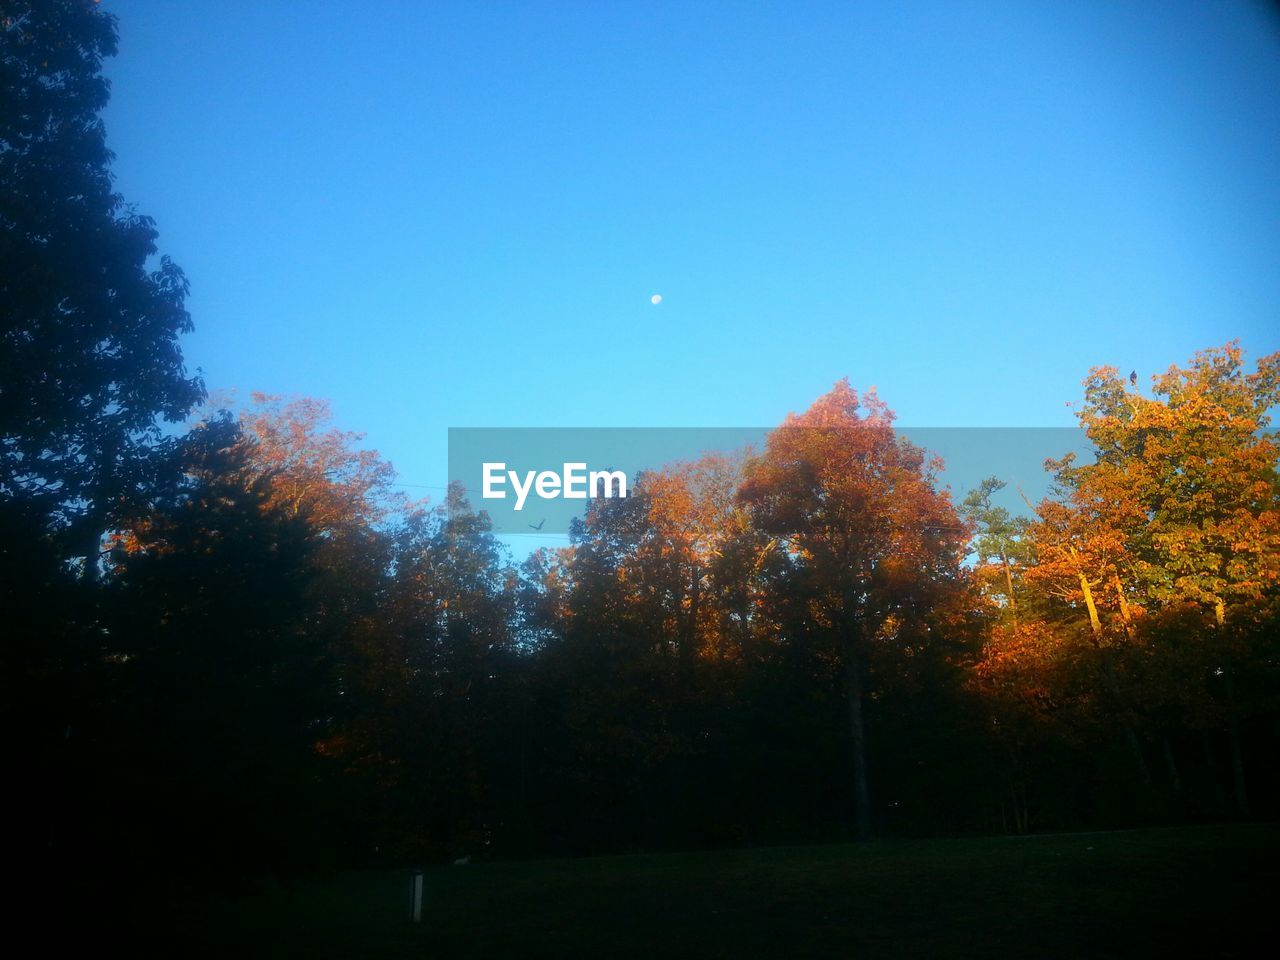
[1,0,203,573]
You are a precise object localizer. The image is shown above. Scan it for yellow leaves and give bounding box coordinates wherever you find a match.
[1028,343,1280,629]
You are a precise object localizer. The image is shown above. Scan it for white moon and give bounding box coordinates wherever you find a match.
[650,294,662,305]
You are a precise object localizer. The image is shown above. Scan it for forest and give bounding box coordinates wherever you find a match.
[4,0,1279,917]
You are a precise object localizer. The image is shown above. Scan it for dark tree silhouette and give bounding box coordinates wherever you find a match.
[1,0,203,576]
[99,419,333,877]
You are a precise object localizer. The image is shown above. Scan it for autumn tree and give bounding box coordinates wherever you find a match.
[1039,343,1280,814]
[1020,487,1155,790]
[963,482,1113,831]
[218,392,406,675]
[738,380,970,839]
[962,477,1033,627]
[1073,344,1280,620]
[614,455,767,840]
[326,484,522,859]
[530,487,684,848]
[224,392,404,534]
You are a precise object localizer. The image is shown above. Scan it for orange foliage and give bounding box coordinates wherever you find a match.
[233,392,410,536]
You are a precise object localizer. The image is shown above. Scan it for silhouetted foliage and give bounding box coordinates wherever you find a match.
[1,1,203,571]
[4,42,1279,881]
[8,11,1280,956]
[2,5,204,921]
[96,421,333,877]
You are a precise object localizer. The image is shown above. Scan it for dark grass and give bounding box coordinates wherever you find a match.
[125,823,1276,958]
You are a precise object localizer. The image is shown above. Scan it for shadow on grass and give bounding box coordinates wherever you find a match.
[107,823,1279,958]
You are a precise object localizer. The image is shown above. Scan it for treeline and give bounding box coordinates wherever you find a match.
[8,359,1280,881]
[4,2,1279,888]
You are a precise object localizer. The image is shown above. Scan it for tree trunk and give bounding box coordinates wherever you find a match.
[1222,665,1251,818]
[1112,571,1134,640]
[685,562,700,662]
[1214,601,1251,818]
[1161,736,1182,795]
[1080,570,1151,789]
[1077,570,1103,639]
[80,522,103,584]
[846,651,872,841]
[1013,780,1029,834]
[1101,651,1152,790]
[1000,552,1018,627]
[81,433,121,583]
[1011,742,1029,834]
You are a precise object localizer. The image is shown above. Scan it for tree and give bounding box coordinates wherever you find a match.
[1040,343,1280,814]
[738,380,970,839]
[586,456,760,843]
[3,6,205,908]
[1021,487,1156,790]
[96,419,334,877]
[230,392,403,537]
[962,477,1032,627]
[326,484,521,860]
[1,1,204,574]
[1076,344,1280,621]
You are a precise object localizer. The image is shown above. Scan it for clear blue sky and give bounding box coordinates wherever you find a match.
[101,0,1280,502]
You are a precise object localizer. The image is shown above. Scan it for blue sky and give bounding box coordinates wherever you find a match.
[101,1,1280,512]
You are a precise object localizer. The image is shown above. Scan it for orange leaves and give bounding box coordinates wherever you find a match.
[640,453,749,562]
[975,622,1058,684]
[1043,344,1280,617]
[978,343,1280,749]
[740,379,968,609]
[970,620,1097,735]
[228,393,410,537]
[729,375,977,776]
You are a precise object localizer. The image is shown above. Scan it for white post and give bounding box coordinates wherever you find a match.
[410,869,424,923]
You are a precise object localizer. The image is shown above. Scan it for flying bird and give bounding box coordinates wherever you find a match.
[529,519,545,531]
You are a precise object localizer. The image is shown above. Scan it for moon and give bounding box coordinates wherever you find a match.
[650,294,662,305]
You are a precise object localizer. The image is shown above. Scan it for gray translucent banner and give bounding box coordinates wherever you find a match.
[447,427,1089,537]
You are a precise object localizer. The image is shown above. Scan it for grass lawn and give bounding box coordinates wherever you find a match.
[138,823,1276,958]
